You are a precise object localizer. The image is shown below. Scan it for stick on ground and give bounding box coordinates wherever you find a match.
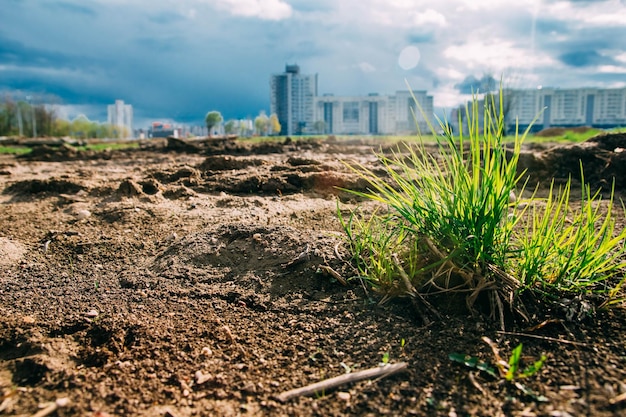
[276,362,408,402]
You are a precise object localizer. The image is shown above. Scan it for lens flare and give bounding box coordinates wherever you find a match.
[398,45,421,70]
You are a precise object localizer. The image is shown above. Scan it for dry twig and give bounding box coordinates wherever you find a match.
[609,391,626,405]
[30,398,70,417]
[496,331,590,347]
[276,362,407,402]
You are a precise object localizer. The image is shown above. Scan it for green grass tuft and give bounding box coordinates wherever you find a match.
[0,146,31,155]
[338,89,626,318]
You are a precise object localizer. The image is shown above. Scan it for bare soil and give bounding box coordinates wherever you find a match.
[1,135,625,416]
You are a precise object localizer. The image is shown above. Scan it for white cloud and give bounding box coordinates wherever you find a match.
[443,39,556,72]
[454,0,539,11]
[357,62,377,73]
[597,65,626,74]
[412,9,447,27]
[434,66,466,81]
[542,0,626,27]
[182,8,197,19]
[214,0,292,20]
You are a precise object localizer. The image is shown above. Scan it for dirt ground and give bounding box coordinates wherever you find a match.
[1,135,625,416]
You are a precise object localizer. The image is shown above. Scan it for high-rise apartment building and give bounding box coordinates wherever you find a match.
[269,65,437,135]
[453,87,626,133]
[502,87,626,131]
[107,99,133,138]
[270,65,318,136]
[314,91,434,135]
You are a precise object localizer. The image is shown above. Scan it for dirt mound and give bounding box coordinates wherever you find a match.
[198,156,266,171]
[516,132,626,191]
[3,178,85,196]
[152,223,346,299]
[535,126,595,137]
[585,132,626,150]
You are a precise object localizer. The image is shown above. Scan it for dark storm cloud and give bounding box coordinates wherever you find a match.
[534,19,626,68]
[559,50,606,67]
[148,11,186,25]
[454,75,497,95]
[42,1,97,17]
[0,33,89,69]
[134,35,186,53]
[407,33,434,44]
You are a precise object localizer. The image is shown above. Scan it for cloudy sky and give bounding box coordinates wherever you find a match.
[2,0,625,127]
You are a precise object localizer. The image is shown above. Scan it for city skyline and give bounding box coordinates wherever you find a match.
[2,0,625,127]
[270,64,625,137]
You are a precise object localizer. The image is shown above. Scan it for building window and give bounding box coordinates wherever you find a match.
[343,102,359,122]
[323,102,333,133]
[369,102,378,134]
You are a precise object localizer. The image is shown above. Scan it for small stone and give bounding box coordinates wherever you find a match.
[201,347,213,356]
[76,210,91,220]
[242,382,256,394]
[55,397,71,407]
[22,315,36,324]
[164,408,180,417]
[337,391,351,401]
[509,190,517,203]
[194,371,213,385]
[86,309,99,318]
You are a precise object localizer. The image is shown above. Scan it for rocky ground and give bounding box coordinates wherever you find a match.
[1,135,625,416]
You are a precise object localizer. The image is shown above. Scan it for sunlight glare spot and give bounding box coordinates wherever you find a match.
[398,45,421,70]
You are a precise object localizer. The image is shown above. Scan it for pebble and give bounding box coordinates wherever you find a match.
[194,371,213,385]
[76,210,91,220]
[86,309,99,318]
[337,391,351,401]
[56,397,71,407]
[508,190,517,203]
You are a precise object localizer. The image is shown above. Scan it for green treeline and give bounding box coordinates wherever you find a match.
[0,96,125,138]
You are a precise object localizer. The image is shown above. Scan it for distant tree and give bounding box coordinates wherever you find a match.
[239,118,254,137]
[70,115,92,139]
[269,113,281,135]
[205,111,223,137]
[224,119,236,135]
[0,94,64,137]
[313,120,326,134]
[254,112,269,136]
[0,95,17,136]
[52,119,71,137]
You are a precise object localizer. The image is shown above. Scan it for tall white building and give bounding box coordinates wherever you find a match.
[313,91,434,135]
[498,87,626,131]
[270,65,318,136]
[107,99,133,138]
[593,87,626,126]
[452,87,626,133]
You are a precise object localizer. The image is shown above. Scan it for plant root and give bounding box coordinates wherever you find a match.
[392,254,442,322]
[318,264,348,286]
